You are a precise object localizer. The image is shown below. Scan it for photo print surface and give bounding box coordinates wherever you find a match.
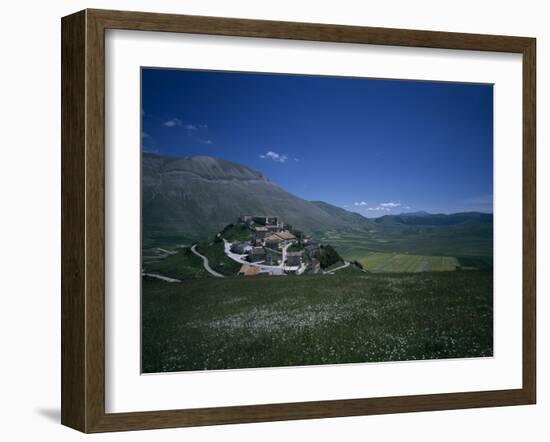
[140,68,494,373]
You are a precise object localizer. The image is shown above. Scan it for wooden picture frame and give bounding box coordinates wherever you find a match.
[61,8,536,433]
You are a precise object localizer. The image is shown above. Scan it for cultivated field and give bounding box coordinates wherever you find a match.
[321,227,492,253]
[320,228,491,272]
[358,252,459,273]
[142,271,493,373]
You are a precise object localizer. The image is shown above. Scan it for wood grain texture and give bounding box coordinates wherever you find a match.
[522,38,536,404]
[89,8,532,52]
[84,10,107,433]
[61,8,537,433]
[61,10,86,432]
[90,389,531,433]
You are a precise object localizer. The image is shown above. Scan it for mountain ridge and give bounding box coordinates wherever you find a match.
[142,154,493,251]
[142,154,372,245]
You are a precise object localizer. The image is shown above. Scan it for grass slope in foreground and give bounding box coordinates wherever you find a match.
[142,271,493,373]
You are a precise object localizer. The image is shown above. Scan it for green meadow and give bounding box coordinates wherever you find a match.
[142,270,493,373]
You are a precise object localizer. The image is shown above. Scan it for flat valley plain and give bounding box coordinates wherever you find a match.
[320,217,492,273]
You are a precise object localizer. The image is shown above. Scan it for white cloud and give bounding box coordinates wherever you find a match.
[362,201,405,212]
[379,202,401,208]
[163,118,183,127]
[163,121,200,132]
[141,132,151,138]
[163,120,214,144]
[259,151,288,163]
[354,200,412,216]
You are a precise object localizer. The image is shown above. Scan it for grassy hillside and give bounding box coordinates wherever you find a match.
[310,200,373,229]
[142,154,373,246]
[143,247,207,280]
[220,223,254,241]
[142,271,493,373]
[196,239,242,276]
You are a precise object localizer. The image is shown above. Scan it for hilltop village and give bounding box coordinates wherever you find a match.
[221,215,346,277]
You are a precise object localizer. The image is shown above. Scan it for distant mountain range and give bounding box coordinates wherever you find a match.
[142,154,374,244]
[398,210,431,217]
[142,154,493,250]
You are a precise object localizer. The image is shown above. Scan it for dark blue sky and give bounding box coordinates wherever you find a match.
[141,68,493,216]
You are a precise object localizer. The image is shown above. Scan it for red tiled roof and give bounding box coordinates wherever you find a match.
[239,264,260,276]
[265,230,296,242]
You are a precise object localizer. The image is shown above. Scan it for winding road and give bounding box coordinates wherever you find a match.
[323,261,351,274]
[191,244,225,278]
[142,272,181,283]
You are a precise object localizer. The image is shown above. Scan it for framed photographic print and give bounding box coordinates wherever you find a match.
[61,9,536,433]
